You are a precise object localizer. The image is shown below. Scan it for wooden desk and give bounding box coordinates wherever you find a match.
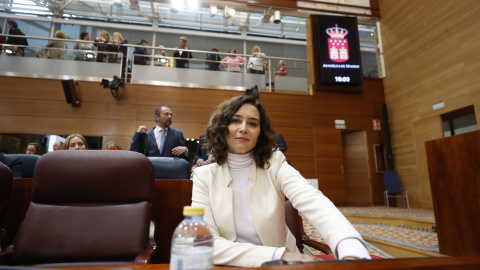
[58,256,480,270]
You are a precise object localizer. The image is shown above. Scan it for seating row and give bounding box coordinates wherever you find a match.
[3,154,191,180]
[0,151,329,266]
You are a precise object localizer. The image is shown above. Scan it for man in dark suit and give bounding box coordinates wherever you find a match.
[173,36,192,68]
[129,106,188,160]
[276,133,288,153]
[193,134,209,166]
[133,39,150,65]
[205,47,221,71]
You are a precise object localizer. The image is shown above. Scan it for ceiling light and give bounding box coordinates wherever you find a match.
[262,11,271,23]
[274,11,281,24]
[261,7,273,23]
[224,6,235,19]
[187,0,197,9]
[209,4,217,17]
[171,0,182,13]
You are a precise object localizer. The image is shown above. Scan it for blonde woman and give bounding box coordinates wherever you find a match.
[111,32,129,76]
[62,134,88,150]
[44,30,68,59]
[247,45,266,74]
[94,30,110,62]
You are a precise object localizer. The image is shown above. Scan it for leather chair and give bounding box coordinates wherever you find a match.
[148,157,190,179]
[0,163,13,249]
[285,199,333,256]
[285,200,382,261]
[5,154,41,178]
[3,150,155,267]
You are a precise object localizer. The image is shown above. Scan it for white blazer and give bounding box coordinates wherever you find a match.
[192,151,365,267]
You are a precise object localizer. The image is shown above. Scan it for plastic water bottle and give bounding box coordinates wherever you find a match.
[170,206,214,270]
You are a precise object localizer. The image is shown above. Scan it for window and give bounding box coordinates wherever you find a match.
[441,105,478,137]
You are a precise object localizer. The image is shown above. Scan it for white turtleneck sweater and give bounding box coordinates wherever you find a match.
[227,152,262,245]
[226,152,370,260]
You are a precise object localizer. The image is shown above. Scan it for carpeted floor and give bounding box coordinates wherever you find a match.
[338,206,435,220]
[301,206,439,257]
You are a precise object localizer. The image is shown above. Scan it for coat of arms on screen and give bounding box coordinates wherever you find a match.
[326,25,349,63]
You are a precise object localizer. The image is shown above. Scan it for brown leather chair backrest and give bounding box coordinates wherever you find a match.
[285,199,304,252]
[0,162,13,243]
[11,150,154,266]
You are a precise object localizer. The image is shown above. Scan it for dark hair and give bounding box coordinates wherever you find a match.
[205,95,277,168]
[229,48,236,54]
[7,20,18,29]
[212,47,219,52]
[154,106,170,121]
[28,142,41,154]
[80,32,89,40]
[140,39,148,44]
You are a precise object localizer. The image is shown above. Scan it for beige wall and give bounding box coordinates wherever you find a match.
[379,0,480,208]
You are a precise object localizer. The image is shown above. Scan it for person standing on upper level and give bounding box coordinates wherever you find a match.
[247,45,266,74]
[5,20,28,56]
[73,32,94,61]
[173,36,192,68]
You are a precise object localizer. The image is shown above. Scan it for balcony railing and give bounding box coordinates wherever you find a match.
[1,35,310,94]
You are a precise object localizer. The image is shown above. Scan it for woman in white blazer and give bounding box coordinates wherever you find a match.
[192,95,370,267]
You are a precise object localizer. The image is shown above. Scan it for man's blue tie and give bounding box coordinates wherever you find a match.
[159,129,166,154]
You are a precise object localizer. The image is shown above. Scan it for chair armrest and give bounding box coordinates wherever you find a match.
[301,238,333,255]
[133,243,157,265]
[0,245,13,264]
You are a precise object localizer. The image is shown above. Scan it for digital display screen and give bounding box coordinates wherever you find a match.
[315,16,363,87]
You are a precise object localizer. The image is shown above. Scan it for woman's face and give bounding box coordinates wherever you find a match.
[226,103,260,154]
[229,49,236,56]
[83,34,90,41]
[26,145,37,155]
[252,47,259,53]
[101,32,108,41]
[68,137,87,150]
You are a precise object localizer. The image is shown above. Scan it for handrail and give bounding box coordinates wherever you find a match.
[1,34,309,63]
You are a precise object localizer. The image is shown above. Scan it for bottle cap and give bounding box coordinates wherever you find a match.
[183,206,204,216]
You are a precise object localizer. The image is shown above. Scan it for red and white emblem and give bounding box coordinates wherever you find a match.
[326,25,349,63]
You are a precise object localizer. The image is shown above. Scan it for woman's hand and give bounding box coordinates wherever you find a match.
[281,252,323,262]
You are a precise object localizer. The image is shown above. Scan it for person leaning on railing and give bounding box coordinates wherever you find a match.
[247,45,266,74]
[5,20,28,57]
[221,48,247,72]
[275,60,288,76]
[0,26,6,52]
[73,32,94,61]
[94,30,110,62]
[42,30,68,59]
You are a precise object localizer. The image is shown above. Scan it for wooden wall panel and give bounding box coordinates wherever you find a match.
[0,76,385,205]
[379,0,480,208]
[0,72,385,206]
